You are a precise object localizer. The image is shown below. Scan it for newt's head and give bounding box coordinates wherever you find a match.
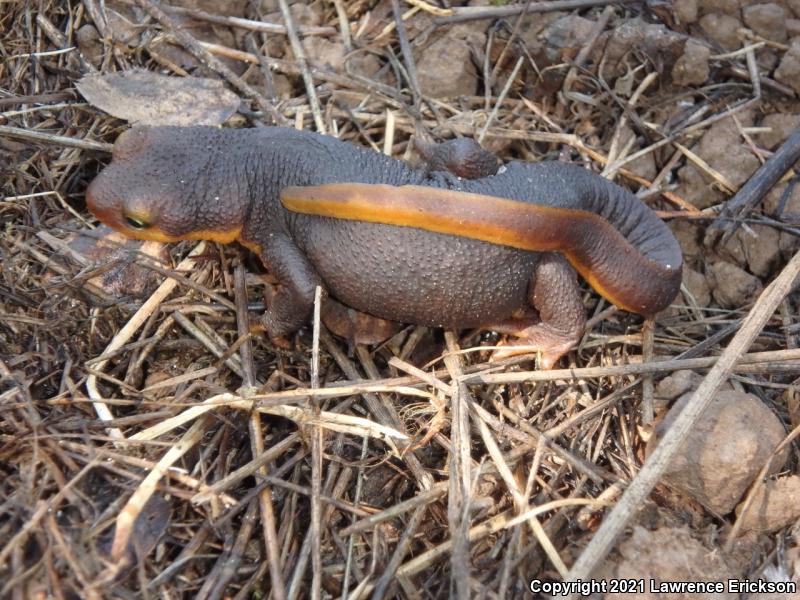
[86,126,243,245]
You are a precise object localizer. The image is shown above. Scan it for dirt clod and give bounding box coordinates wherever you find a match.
[698,13,743,49]
[606,527,736,599]
[655,370,704,401]
[736,476,800,532]
[681,266,713,307]
[775,41,800,93]
[672,40,711,85]
[416,25,485,98]
[649,390,787,514]
[707,260,764,308]
[743,3,789,42]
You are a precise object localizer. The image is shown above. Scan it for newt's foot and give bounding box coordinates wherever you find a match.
[267,331,293,349]
[488,320,581,369]
[322,297,400,345]
[259,314,293,348]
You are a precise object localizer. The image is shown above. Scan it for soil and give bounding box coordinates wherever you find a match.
[1,0,799,598]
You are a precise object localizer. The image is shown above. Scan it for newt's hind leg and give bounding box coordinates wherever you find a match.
[490,254,586,368]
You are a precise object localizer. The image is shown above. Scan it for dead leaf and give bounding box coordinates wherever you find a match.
[76,69,240,126]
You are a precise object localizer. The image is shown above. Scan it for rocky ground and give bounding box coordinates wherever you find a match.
[1,0,800,598]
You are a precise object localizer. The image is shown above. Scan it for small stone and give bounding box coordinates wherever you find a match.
[416,29,483,98]
[346,52,383,80]
[736,476,800,532]
[603,19,647,77]
[699,0,741,15]
[76,24,103,67]
[746,225,782,277]
[775,42,800,94]
[758,48,780,71]
[544,15,596,48]
[707,260,764,308]
[765,179,800,215]
[757,113,800,149]
[675,162,725,209]
[675,0,699,23]
[655,370,703,400]
[676,109,761,209]
[270,74,294,101]
[303,37,345,70]
[669,220,704,260]
[672,40,711,85]
[698,13,743,50]
[714,224,781,277]
[682,266,712,307]
[265,3,321,27]
[780,230,800,262]
[517,12,566,48]
[648,390,787,514]
[743,4,788,43]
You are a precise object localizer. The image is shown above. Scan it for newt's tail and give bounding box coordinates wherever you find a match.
[281,181,682,316]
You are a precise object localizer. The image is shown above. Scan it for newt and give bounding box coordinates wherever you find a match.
[86,126,683,367]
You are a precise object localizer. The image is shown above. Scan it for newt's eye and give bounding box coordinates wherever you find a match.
[124,215,150,230]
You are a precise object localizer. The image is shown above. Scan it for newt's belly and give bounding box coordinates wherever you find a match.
[289,216,540,328]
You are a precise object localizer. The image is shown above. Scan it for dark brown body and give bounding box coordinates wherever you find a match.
[290,215,538,329]
[86,126,683,367]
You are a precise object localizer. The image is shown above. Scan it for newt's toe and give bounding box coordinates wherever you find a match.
[489,323,580,369]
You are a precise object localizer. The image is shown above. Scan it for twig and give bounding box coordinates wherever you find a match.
[138,347,800,409]
[370,505,427,599]
[277,0,326,133]
[640,318,655,424]
[108,416,210,566]
[85,243,208,440]
[235,266,287,600]
[0,125,111,152]
[434,0,638,24]
[330,0,352,51]
[310,286,323,600]
[443,332,472,600]
[478,56,524,144]
[0,461,98,568]
[391,0,422,109]
[146,2,337,36]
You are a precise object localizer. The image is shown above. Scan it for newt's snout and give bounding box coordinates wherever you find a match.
[85,172,122,232]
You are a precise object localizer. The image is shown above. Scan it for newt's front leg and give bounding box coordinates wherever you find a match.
[258,233,324,342]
